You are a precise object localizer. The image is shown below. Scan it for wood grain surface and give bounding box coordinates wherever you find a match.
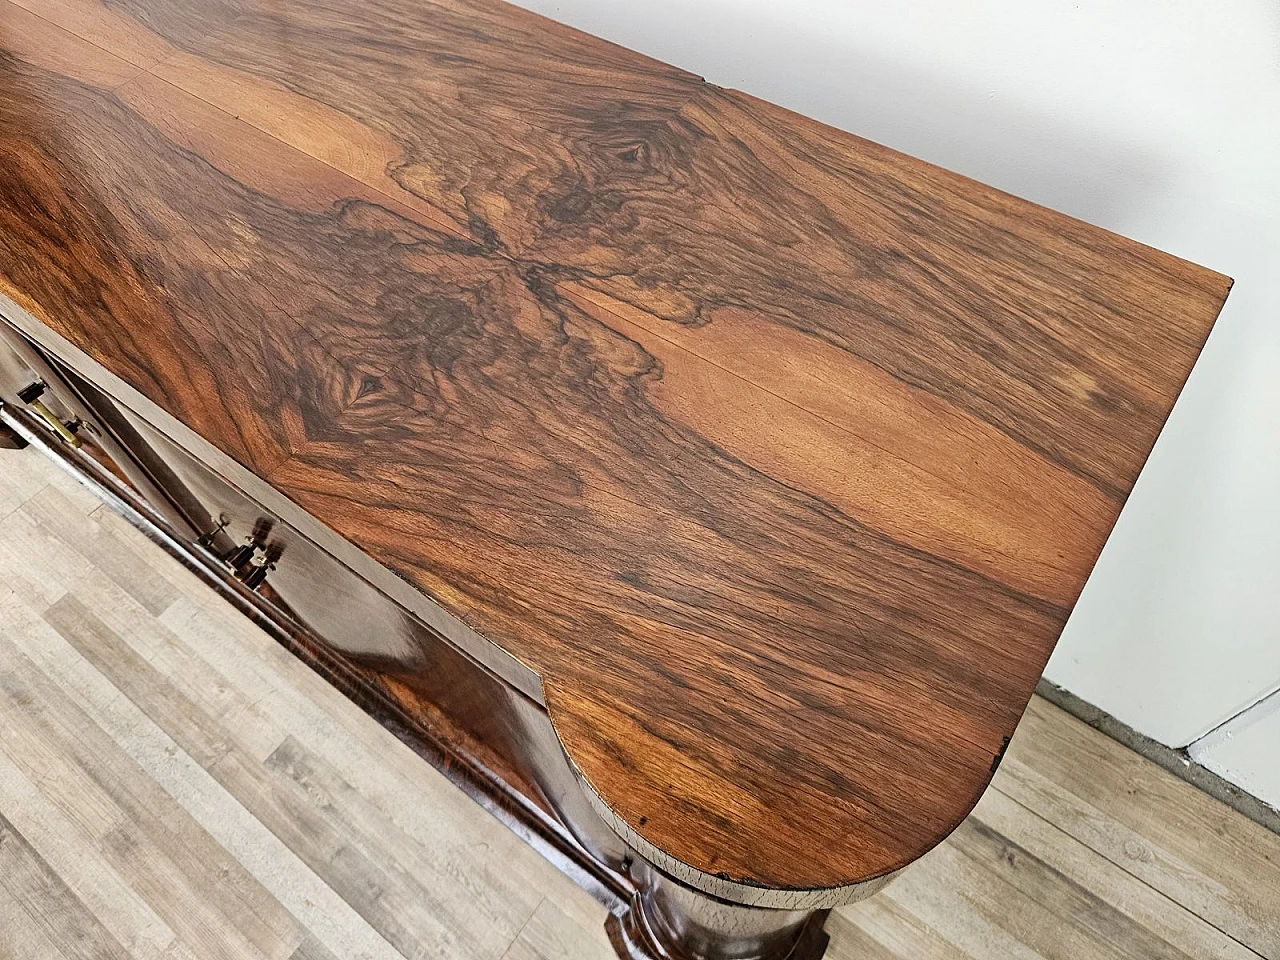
[0,0,1232,893]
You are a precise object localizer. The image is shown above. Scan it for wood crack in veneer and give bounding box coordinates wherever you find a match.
[0,0,1231,957]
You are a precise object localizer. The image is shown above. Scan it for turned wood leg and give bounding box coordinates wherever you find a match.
[607,862,830,960]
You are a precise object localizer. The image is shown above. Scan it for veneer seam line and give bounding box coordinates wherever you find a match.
[555,281,1107,543]
[120,64,475,244]
[115,39,1137,529]
[131,20,704,246]
[0,0,149,91]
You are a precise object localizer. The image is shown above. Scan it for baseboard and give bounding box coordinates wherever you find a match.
[1035,678,1280,837]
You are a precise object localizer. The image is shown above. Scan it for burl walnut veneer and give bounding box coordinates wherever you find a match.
[0,1,1230,956]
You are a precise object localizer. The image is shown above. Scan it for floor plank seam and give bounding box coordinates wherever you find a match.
[989,784,1267,959]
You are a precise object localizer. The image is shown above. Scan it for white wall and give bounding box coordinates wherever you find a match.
[512,0,1280,750]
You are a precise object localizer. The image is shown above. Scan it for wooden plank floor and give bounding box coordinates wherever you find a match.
[0,444,1276,960]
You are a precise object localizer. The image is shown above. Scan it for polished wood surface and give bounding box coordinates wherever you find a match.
[0,453,1275,959]
[0,0,1231,892]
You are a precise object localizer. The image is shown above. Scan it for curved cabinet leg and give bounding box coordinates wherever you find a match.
[608,862,830,960]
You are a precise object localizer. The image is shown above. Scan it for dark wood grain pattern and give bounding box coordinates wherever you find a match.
[0,0,1231,893]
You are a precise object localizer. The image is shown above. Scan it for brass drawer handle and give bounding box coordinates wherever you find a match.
[0,400,299,630]
[17,381,81,448]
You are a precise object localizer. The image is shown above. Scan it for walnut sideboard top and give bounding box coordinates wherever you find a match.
[0,0,1230,896]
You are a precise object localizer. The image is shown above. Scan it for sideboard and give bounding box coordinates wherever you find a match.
[0,1,1231,957]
